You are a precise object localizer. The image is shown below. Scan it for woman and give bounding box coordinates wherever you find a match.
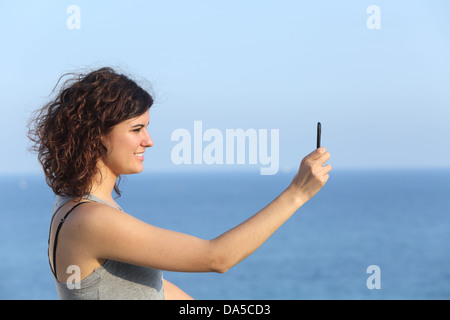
[28,67,332,300]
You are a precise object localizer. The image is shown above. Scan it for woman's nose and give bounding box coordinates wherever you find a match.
[142,129,153,148]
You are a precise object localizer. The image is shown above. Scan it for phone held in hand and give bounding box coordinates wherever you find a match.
[317,122,321,149]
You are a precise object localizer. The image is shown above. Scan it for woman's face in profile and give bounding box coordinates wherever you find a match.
[101,110,153,176]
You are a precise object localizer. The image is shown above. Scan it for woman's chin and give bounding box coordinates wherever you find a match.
[131,164,145,174]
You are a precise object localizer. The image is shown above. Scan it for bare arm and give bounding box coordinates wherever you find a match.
[209,147,331,272]
[73,148,331,274]
[163,279,194,300]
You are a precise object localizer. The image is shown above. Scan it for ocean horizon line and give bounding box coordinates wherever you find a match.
[1,165,450,177]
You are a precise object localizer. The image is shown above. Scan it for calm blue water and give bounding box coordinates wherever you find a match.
[1,169,449,300]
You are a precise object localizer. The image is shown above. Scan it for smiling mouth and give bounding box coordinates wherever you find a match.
[134,152,145,160]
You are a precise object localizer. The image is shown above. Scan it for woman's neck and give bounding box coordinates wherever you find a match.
[90,161,119,204]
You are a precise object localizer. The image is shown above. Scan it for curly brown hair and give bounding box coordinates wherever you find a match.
[28,67,153,198]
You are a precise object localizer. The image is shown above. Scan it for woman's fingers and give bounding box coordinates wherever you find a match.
[290,147,332,200]
[302,147,330,169]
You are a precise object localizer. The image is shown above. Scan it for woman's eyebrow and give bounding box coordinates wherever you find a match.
[130,124,145,128]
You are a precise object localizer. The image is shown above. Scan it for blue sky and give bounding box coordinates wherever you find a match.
[1,0,449,174]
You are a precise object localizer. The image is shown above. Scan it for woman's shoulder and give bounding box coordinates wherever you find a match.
[64,199,124,226]
[53,198,124,239]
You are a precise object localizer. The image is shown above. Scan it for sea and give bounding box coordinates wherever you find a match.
[0,168,449,300]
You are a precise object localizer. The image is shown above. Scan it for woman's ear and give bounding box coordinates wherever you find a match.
[100,134,109,148]
[100,134,114,154]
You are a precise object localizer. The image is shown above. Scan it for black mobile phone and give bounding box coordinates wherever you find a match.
[317,122,321,149]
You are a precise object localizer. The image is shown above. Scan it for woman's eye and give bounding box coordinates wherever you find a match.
[133,128,142,132]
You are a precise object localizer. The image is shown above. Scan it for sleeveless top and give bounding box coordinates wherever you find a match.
[48,194,165,300]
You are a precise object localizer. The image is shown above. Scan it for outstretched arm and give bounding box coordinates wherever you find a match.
[209,147,331,272]
[73,148,331,274]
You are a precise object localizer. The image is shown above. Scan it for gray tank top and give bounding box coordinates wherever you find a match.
[49,194,165,300]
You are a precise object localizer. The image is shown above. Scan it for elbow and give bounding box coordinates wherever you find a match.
[207,242,232,274]
[209,254,231,274]
[212,264,230,274]
[213,264,230,274]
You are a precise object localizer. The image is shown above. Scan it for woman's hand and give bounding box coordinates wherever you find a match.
[288,147,332,204]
